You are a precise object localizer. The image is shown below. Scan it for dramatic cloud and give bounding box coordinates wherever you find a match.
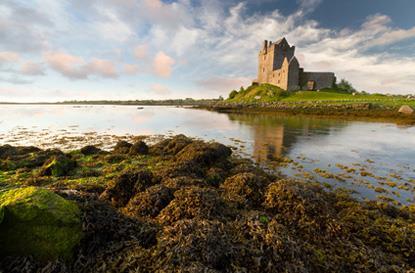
[153,51,175,78]
[1,0,414,102]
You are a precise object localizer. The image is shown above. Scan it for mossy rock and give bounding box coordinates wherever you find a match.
[39,155,77,177]
[129,141,149,155]
[0,187,82,260]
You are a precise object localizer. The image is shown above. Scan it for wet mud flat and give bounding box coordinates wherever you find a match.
[0,135,414,272]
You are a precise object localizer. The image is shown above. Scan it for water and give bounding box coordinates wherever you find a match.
[0,104,414,204]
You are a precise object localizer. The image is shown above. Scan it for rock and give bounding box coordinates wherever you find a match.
[157,186,233,224]
[124,185,174,218]
[39,155,77,177]
[129,141,149,155]
[100,170,155,207]
[0,187,82,260]
[154,219,233,270]
[175,141,232,168]
[0,145,41,159]
[398,105,414,115]
[80,145,102,155]
[220,172,269,207]
[112,140,133,154]
[149,135,192,156]
[0,146,64,171]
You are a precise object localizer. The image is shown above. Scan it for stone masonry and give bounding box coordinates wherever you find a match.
[255,37,336,91]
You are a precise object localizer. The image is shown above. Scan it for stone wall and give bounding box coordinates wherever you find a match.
[299,72,335,90]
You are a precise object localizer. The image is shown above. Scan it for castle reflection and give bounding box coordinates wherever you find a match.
[226,113,344,163]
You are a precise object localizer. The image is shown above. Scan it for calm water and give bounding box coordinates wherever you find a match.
[0,105,414,204]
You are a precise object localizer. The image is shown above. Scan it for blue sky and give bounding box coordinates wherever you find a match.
[0,0,415,102]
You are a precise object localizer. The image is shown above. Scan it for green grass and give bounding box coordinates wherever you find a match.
[227,84,415,108]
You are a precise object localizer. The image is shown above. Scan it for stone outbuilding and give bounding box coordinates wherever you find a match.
[254,37,336,91]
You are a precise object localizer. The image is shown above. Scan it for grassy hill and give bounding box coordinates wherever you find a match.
[227,84,415,108]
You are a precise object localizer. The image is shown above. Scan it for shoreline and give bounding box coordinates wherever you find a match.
[198,101,415,124]
[0,135,414,272]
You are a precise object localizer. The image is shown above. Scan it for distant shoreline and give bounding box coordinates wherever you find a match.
[0,99,219,106]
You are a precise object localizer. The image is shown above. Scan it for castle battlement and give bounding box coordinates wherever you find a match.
[255,37,335,91]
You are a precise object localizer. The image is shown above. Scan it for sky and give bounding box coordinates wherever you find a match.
[0,0,415,102]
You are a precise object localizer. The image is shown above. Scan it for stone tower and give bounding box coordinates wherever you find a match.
[255,37,335,91]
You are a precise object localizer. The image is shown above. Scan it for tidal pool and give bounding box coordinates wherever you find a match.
[0,104,414,204]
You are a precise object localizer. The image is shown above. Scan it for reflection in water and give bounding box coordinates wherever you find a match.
[227,113,347,163]
[0,105,414,204]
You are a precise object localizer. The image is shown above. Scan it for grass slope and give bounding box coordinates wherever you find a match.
[228,84,415,107]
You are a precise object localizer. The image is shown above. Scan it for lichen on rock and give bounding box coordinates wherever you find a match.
[0,187,82,260]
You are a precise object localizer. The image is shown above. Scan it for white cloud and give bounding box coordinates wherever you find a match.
[134,44,148,59]
[123,64,139,75]
[1,0,415,100]
[44,51,118,79]
[153,51,175,78]
[20,61,45,75]
[87,59,118,78]
[0,51,20,63]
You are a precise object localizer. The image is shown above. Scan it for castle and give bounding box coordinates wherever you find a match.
[255,38,335,91]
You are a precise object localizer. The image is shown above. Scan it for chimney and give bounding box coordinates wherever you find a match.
[263,40,268,53]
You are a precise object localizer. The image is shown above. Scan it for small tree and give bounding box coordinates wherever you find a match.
[336,79,355,93]
[228,90,238,99]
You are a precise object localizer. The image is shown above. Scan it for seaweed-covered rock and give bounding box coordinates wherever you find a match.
[264,179,335,232]
[0,145,41,159]
[149,134,192,156]
[129,141,149,155]
[124,185,173,218]
[162,176,211,190]
[157,186,233,224]
[221,172,269,207]
[100,170,154,207]
[0,187,82,260]
[112,140,133,154]
[39,155,77,177]
[230,211,305,272]
[154,219,234,270]
[175,141,232,168]
[80,145,102,155]
[0,146,64,171]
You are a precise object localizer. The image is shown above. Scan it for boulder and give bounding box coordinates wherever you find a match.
[100,170,155,207]
[39,155,77,177]
[129,141,149,155]
[0,187,82,260]
[112,141,133,154]
[149,135,192,156]
[398,105,414,115]
[80,145,102,155]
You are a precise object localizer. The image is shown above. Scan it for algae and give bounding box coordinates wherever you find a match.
[0,137,414,272]
[0,187,82,260]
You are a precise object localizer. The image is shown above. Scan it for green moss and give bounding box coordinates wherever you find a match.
[0,187,82,260]
[40,155,76,177]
